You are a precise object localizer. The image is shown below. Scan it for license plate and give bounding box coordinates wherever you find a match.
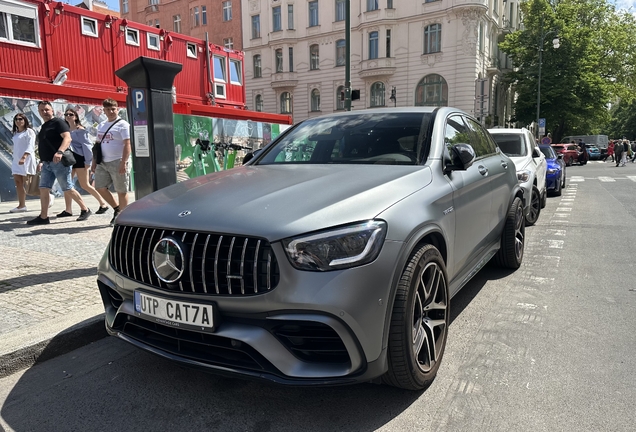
[134,291,216,332]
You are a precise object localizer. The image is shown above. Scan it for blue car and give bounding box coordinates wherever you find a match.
[586,144,601,160]
[539,144,566,196]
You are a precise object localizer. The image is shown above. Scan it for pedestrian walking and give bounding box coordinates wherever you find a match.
[619,140,629,167]
[607,140,615,162]
[92,98,131,226]
[10,114,37,213]
[26,101,92,225]
[631,141,636,163]
[615,140,624,167]
[56,108,109,217]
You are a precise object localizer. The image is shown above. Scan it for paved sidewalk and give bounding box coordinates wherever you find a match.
[0,193,133,377]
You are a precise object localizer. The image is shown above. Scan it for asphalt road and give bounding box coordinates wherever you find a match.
[1,160,635,432]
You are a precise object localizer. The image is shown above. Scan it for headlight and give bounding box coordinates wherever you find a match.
[516,169,531,183]
[283,220,387,271]
[547,168,558,174]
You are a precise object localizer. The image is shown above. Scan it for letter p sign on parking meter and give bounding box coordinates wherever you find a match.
[131,88,150,157]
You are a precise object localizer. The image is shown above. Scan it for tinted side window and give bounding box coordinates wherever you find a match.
[465,118,496,157]
[444,115,472,152]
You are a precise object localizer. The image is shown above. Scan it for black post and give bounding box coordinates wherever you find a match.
[115,57,182,200]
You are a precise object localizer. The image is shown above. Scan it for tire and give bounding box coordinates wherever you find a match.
[383,244,449,391]
[494,196,525,269]
[561,168,566,187]
[525,185,541,226]
[553,174,562,196]
[540,188,547,209]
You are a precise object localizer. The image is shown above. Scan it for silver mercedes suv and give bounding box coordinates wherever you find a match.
[97,107,524,390]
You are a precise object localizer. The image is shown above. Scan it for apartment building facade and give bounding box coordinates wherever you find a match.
[242,0,520,125]
[120,0,244,50]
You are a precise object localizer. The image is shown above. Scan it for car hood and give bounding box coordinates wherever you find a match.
[118,165,433,241]
[545,158,560,170]
[506,155,532,171]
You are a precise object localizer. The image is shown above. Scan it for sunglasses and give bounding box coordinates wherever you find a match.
[64,113,75,117]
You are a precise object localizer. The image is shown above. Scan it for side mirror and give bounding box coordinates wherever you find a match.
[242,148,262,165]
[557,153,563,159]
[446,143,476,172]
[532,148,542,158]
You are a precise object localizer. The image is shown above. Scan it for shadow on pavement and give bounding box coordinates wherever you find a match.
[0,267,97,294]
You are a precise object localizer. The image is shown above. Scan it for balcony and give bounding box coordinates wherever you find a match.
[271,72,298,88]
[358,58,396,78]
[486,56,499,75]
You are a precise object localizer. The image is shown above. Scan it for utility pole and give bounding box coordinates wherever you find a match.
[344,0,352,111]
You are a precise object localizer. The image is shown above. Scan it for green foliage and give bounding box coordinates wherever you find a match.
[607,101,636,140]
[499,0,636,142]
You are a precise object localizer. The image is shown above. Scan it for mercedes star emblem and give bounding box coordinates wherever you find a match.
[152,238,185,283]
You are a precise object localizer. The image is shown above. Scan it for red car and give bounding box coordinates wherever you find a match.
[551,144,580,166]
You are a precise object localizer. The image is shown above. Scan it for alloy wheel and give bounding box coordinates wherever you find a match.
[411,261,448,373]
[514,203,524,261]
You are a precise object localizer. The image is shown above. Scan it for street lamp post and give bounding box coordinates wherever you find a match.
[536,24,560,139]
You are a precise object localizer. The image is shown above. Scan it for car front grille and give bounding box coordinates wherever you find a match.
[109,225,280,296]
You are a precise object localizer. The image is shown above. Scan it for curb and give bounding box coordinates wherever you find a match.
[0,315,108,379]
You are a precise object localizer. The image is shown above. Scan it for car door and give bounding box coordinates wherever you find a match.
[465,118,512,238]
[443,114,493,277]
[527,131,547,193]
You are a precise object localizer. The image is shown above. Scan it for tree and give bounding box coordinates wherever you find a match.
[499,0,636,143]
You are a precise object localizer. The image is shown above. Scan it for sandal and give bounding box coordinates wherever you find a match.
[56,210,73,218]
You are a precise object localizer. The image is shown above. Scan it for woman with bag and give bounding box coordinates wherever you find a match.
[56,108,109,217]
[10,114,37,213]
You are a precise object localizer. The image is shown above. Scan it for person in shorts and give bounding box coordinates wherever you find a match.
[92,98,131,226]
[27,101,92,225]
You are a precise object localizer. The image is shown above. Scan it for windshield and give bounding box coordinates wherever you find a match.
[490,134,527,157]
[540,145,556,159]
[256,112,431,165]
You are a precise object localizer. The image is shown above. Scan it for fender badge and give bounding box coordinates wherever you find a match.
[178,210,192,218]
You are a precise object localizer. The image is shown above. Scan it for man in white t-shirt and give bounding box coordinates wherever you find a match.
[91,98,131,226]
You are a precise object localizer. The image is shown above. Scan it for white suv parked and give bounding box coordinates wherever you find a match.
[488,128,547,226]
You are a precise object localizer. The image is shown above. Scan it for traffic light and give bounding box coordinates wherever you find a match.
[351,89,360,101]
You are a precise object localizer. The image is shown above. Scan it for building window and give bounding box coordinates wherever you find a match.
[230,59,242,85]
[311,89,321,112]
[336,86,345,110]
[223,1,232,21]
[202,6,207,25]
[122,0,129,14]
[148,0,158,12]
[214,56,226,82]
[194,7,199,27]
[255,94,263,112]
[0,7,39,46]
[370,82,385,107]
[253,55,262,78]
[336,39,346,66]
[415,74,448,107]
[81,17,98,38]
[280,92,292,114]
[126,28,139,46]
[288,4,294,29]
[273,6,281,31]
[251,15,260,38]
[224,38,233,49]
[335,0,345,21]
[289,47,294,72]
[308,1,319,27]
[309,44,319,70]
[369,31,378,59]
[386,29,391,57]
[275,48,283,72]
[147,33,160,50]
[154,19,160,28]
[367,0,378,12]
[478,22,484,52]
[173,15,181,33]
[423,24,441,54]
[387,0,393,8]
[186,42,197,58]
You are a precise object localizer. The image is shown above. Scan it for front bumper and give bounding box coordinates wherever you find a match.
[97,240,402,385]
